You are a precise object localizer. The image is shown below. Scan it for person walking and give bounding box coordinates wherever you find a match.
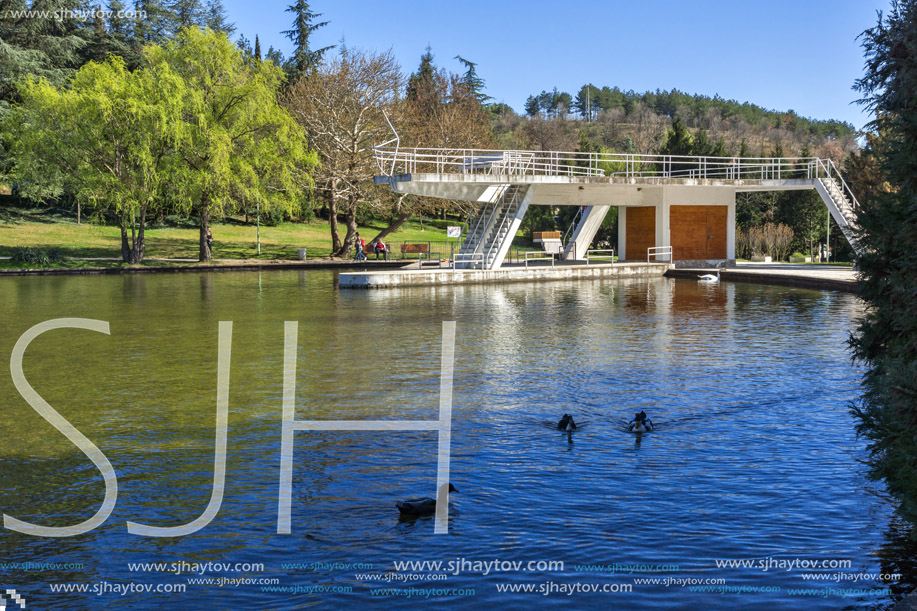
[353,232,367,261]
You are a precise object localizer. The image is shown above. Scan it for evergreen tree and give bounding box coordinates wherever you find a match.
[454,55,490,103]
[170,0,204,31]
[660,116,693,156]
[850,0,917,519]
[204,0,234,35]
[406,47,436,105]
[254,34,261,60]
[524,95,539,117]
[283,0,332,81]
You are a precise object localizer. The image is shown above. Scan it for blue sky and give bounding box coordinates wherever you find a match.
[225,0,888,131]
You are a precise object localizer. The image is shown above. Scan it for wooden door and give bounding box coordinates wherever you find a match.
[625,206,656,260]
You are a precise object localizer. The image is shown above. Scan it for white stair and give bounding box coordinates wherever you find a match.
[456,185,525,269]
[814,175,863,257]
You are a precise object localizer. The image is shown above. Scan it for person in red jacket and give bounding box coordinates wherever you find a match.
[373,239,388,260]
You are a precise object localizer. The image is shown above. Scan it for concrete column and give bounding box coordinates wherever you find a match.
[617,206,626,260]
[564,205,611,260]
[727,190,736,260]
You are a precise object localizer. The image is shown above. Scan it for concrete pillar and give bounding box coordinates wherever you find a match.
[617,206,626,260]
[564,205,611,260]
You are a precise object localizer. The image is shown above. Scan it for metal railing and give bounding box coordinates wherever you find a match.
[452,252,485,270]
[373,146,856,188]
[586,249,615,264]
[647,246,673,263]
[523,251,555,268]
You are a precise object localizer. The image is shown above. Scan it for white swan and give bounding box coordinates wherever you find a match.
[698,268,721,282]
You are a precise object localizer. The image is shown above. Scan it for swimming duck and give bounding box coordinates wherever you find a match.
[396,483,457,516]
[628,411,654,433]
[698,268,721,282]
[558,414,577,431]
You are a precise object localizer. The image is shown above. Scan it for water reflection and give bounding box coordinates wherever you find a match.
[0,271,900,609]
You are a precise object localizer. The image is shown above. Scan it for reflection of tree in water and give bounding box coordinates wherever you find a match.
[878,517,917,607]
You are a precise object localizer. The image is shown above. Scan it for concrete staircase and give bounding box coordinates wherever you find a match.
[814,175,864,257]
[456,185,525,269]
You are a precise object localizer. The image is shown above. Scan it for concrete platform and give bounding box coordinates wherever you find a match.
[338,261,672,289]
[666,262,857,293]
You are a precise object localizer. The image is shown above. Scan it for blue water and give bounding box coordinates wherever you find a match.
[0,271,902,609]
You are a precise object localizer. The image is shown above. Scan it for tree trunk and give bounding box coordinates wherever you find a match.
[119,216,131,263]
[371,211,411,244]
[338,210,358,258]
[199,207,211,262]
[329,178,342,256]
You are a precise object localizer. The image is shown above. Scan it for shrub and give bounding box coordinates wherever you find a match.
[11,246,65,265]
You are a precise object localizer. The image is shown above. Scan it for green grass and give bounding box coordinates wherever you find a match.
[0,203,452,264]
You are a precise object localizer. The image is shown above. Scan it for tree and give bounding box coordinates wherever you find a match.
[660,116,693,156]
[454,55,490,103]
[147,27,316,261]
[283,0,333,82]
[3,55,185,262]
[204,0,234,34]
[849,0,917,519]
[285,47,402,257]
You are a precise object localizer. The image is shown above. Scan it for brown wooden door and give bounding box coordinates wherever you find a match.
[625,206,655,260]
[670,205,727,260]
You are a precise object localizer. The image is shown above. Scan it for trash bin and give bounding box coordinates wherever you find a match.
[297,248,307,261]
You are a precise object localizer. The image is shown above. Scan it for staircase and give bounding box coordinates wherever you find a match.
[813,162,864,257]
[456,185,524,269]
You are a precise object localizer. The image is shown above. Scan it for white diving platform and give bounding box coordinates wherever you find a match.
[373,147,862,271]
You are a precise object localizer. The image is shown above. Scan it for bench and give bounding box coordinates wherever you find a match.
[401,243,429,254]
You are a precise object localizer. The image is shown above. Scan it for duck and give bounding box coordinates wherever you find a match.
[698,268,721,282]
[396,483,457,516]
[628,411,654,433]
[558,413,577,431]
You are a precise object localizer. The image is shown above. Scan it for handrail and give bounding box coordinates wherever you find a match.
[563,206,585,245]
[647,246,673,263]
[372,146,842,182]
[482,185,523,267]
[523,251,555,269]
[586,249,615,264]
[452,252,485,270]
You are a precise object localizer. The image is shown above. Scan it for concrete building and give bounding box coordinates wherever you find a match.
[374,148,861,269]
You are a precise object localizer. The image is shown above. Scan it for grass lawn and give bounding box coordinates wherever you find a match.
[0,202,453,264]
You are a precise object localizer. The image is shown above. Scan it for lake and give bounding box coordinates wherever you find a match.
[0,270,907,609]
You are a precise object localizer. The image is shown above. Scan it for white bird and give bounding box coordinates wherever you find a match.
[698,268,721,282]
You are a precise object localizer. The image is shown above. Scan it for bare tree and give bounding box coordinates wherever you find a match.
[285,47,403,257]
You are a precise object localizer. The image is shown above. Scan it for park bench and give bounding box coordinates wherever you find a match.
[533,231,564,255]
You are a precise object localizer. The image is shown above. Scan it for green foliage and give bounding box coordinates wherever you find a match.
[146,27,317,259]
[849,0,917,520]
[283,0,332,82]
[11,245,65,265]
[454,55,490,103]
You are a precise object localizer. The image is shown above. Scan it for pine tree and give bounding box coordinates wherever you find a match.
[850,0,917,519]
[254,34,261,60]
[454,55,490,103]
[204,0,235,35]
[406,47,437,110]
[283,0,332,81]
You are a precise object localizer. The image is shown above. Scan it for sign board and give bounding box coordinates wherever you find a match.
[446,226,462,239]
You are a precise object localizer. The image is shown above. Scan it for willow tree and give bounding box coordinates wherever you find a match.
[3,55,185,262]
[285,46,402,257]
[147,27,316,261]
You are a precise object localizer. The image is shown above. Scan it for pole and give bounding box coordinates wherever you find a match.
[825,208,830,263]
[256,202,261,256]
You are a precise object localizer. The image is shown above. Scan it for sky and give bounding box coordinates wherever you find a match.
[224,0,889,131]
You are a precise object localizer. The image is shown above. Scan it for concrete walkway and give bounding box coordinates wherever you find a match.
[666,262,857,293]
